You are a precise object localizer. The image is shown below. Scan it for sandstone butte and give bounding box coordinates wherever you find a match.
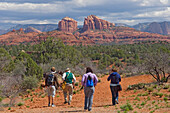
[83,15,115,31]
[0,15,169,45]
[58,17,78,33]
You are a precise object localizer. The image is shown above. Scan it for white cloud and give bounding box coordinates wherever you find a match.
[0,2,67,13]
[135,7,170,17]
[0,19,59,24]
[72,0,106,7]
[160,0,169,4]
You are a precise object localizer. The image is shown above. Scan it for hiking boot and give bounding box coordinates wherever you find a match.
[64,101,68,104]
[68,102,71,105]
[115,99,119,104]
[48,103,51,107]
[51,104,56,107]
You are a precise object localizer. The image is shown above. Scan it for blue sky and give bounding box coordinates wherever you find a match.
[0,0,169,29]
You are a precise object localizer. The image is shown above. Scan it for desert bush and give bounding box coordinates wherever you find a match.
[17,102,24,106]
[134,96,140,101]
[163,85,169,89]
[163,97,168,102]
[158,93,163,98]
[120,101,133,111]
[152,92,159,97]
[75,82,79,86]
[147,87,154,93]
[127,83,146,90]
[21,76,39,89]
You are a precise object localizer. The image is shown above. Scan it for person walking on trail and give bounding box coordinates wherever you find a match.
[107,68,121,105]
[81,67,98,111]
[62,68,76,105]
[45,67,59,107]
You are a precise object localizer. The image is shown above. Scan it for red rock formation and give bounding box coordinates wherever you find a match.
[83,15,115,31]
[19,28,24,32]
[12,29,16,32]
[58,17,78,33]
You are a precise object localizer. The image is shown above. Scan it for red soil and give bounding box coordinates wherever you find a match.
[1,75,170,113]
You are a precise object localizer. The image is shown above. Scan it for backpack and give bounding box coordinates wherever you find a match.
[47,73,54,86]
[86,75,94,87]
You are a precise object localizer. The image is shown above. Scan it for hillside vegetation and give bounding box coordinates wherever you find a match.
[0,38,169,110]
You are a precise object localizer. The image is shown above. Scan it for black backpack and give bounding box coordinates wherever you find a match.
[47,73,54,86]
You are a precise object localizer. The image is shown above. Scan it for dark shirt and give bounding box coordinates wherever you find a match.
[107,72,121,84]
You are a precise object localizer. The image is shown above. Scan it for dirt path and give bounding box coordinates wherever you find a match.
[1,74,170,113]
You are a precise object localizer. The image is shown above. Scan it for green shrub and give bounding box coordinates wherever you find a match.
[141,101,146,106]
[75,82,79,86]
[147,87,154,93]
[30,97,33,102]
[152,92,159,96]
[158,93,163,98]
[120,102,133,111]
[0,96,2,102]
[21,76,39,89]
[163,97,168,102]
[134,96,140,101]
[163,85,169,89]
[31,88,35,91]
[8,107,11,110]
[152,100,155,104]
[147,96,151,101]
[17,102,24,106]
[26,89,31,94]
[168,89,170,92]
[134,89,136,93]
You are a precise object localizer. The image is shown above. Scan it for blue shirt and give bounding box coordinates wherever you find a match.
[107,72,121,84]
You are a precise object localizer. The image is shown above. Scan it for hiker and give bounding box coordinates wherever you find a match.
[45,67,59,107]
[107,68,121,105]
[81,67,98,111]
[62,68,76,105]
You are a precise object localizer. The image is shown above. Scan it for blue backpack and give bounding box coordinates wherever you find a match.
[86,75,94,87]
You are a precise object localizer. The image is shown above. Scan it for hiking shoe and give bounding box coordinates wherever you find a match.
[115,99,119,104]
[68,102,71,105]
[48,103,51,107]
[51,104,56,107]
[64,101,68,104]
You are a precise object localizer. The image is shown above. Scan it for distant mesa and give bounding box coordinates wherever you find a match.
[58,17,78,33]
[11,27,42,33]
[83,15,115,31]
[24,26,42,33]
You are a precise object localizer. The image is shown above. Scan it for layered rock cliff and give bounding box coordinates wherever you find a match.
[83,15,115,31]
[58,17,77,33]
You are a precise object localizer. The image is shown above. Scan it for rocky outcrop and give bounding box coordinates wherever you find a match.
[83,15,115,31]
[58,17,77,33]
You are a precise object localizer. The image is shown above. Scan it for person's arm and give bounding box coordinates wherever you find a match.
[72,74,76,83]
[62,73,66,81]
[118,74,121,82]
[107,74,111,81]
[94,74,98,87]
[81,74,86,86]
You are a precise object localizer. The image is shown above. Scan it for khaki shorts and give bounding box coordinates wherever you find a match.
[47,86,56,97]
